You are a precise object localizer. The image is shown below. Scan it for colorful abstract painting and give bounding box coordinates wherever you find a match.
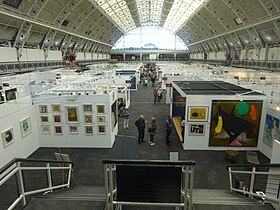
[209,100,263,147]
[2,128,15,147]
[66,106,79,123]
[20,117,32,138]
[188,107,208,122]
[263,114,280,148]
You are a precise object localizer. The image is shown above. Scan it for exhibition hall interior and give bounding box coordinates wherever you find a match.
[0,0,280,209]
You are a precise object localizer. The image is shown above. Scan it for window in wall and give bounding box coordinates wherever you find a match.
[112,26,187,50]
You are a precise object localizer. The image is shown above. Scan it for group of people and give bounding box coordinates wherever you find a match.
[135,115,157,145]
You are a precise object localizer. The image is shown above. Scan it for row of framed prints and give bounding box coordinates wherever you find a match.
[40,114,106,124]
[39,104,104,115]
[41,125,106,135]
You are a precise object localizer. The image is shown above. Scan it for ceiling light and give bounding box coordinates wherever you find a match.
[276,104,280,111]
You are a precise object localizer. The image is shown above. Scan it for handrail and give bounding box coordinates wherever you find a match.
[226,163,280,170]
[0,158,73,175]
[103,159,196,166]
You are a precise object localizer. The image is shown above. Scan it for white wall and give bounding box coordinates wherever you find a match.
[0,96,40,168]
[47,50,62,61]
[20,49,45,62]
[76,52,85,61]
[0,47,17,62]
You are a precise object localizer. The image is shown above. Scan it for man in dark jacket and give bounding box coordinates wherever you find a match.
[135,115,146,143]
[165,115,172,145]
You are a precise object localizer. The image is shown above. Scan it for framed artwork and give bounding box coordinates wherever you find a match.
[188,124,205,136]
[187,106,208,122]
[2,128,15,147]
[96,105,105,114]
[85,126,93,135]
[20,117,32,138]
[40,116,49,123]
[53,115,61,123]
[83,104,92,113]
[69,126,78,134]
[54,126,62,135]
[51,104,61,113]
[66,106,79,123]
[84,115,93,124]
[209,100,263,147]
[41,125,51,135]
[97,116,105,123]
[98,125,106,134]
[263,114,280,148]
[39,105,48,114]
[5,88,17,101]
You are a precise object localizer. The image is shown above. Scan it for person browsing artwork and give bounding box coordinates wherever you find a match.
[122,108,130,129]
[147,117,157,145]
[135,115,146,144]
[165,115,172,145]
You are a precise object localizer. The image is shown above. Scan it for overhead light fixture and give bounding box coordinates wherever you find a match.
[276,104,280,111]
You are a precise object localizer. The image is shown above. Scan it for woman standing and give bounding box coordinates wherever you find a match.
[123,108,130,129]
[147,117,157,145]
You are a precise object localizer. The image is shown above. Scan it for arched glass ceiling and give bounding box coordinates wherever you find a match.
[91,0,207,33]
[112,25,188,50]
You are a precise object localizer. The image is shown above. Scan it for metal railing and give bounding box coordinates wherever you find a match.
[103,159,196,210]
[227,163,280,209]
[0,158,73,210]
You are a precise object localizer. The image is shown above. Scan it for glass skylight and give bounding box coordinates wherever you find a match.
[136,0,164,24]
[91,0,136,32]
[163,0,206,32]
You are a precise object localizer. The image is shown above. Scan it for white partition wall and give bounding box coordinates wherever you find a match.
[0,47,17,62]
[0,96,40,168]
[47,50,62,61]
[20,49,45,61]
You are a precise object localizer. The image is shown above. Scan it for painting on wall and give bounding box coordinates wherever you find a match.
[263,114,280,148]
[69,126,78,134]
[53,115,61,123]
[20,117,32,138]
[5,88,17,101]
[97,116,105,123]
[40,116,49,123]
[0,92,4,104]
[98,125,106,134]
[2,128,15,147]
[85,126,93,135]
[209,100,263,147]
[66,106,79,123]
[188,124,205,136]
[97,105,105,114]
[83,104,92,113]
[84,115,93,124]
[41,125,51,135]
[54,126,62,135]
[187,107,208,122]
[39,105,48,114]
[51,104,61,113]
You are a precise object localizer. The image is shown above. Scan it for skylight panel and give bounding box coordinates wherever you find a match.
[164,0,206,32]
[135,0,164,24]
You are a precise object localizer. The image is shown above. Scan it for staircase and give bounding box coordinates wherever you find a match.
[24,186,106,210]
[192,189,275,210]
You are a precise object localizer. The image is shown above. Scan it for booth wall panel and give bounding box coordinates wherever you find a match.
[0,47,17,62]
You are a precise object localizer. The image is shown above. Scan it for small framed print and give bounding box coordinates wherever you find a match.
[85,126,93,135]
[188,124,205,136]
[51,104,61,113]
[40,116,49,123]
[2,128,15,147]
[41,125,51,135]
[187,106,208,122]
[84,115,93,124]
[69,125,78,134]
[54,126,62,135]
[53,115,61,123]
[98,125,106,134]
[66,106,79,123]
[83,104,92,113]
[39,105,48,114]
[20,117,32,138]
[96,105,105,114]
[97,116,105,123]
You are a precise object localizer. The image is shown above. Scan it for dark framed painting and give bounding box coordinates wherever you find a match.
[66,106,79,123]
[209,100,263,147]
[188,124,205,136]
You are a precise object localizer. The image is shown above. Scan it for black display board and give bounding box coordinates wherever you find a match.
[116,165,182,203]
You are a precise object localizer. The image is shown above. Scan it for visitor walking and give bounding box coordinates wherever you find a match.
[153,88,158,104]
[123,108,130,129]
[147,117,157,145]
[157,88,163,103]
[165,115,172,145]
[135,115,146,143]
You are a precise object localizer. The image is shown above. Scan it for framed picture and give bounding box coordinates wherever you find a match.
[41,125,51,135]
[66,106,79,123]
[51,104,61,113]
[5,88,17,101]
[84,115,93,124]
[39,105,48,114]
[53,115,61,123]
[2,128,15,147]
[40,116,49,123]
[187,106,208,122]
[69,126,78,134]
[96,105,105,114]
[188,124,205,136]
[85,126,93,135]
[83,104,92,113]
[20,117,32,138]
[97,116,105,123]
[98,125,106,134]
[54,126,62,135]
